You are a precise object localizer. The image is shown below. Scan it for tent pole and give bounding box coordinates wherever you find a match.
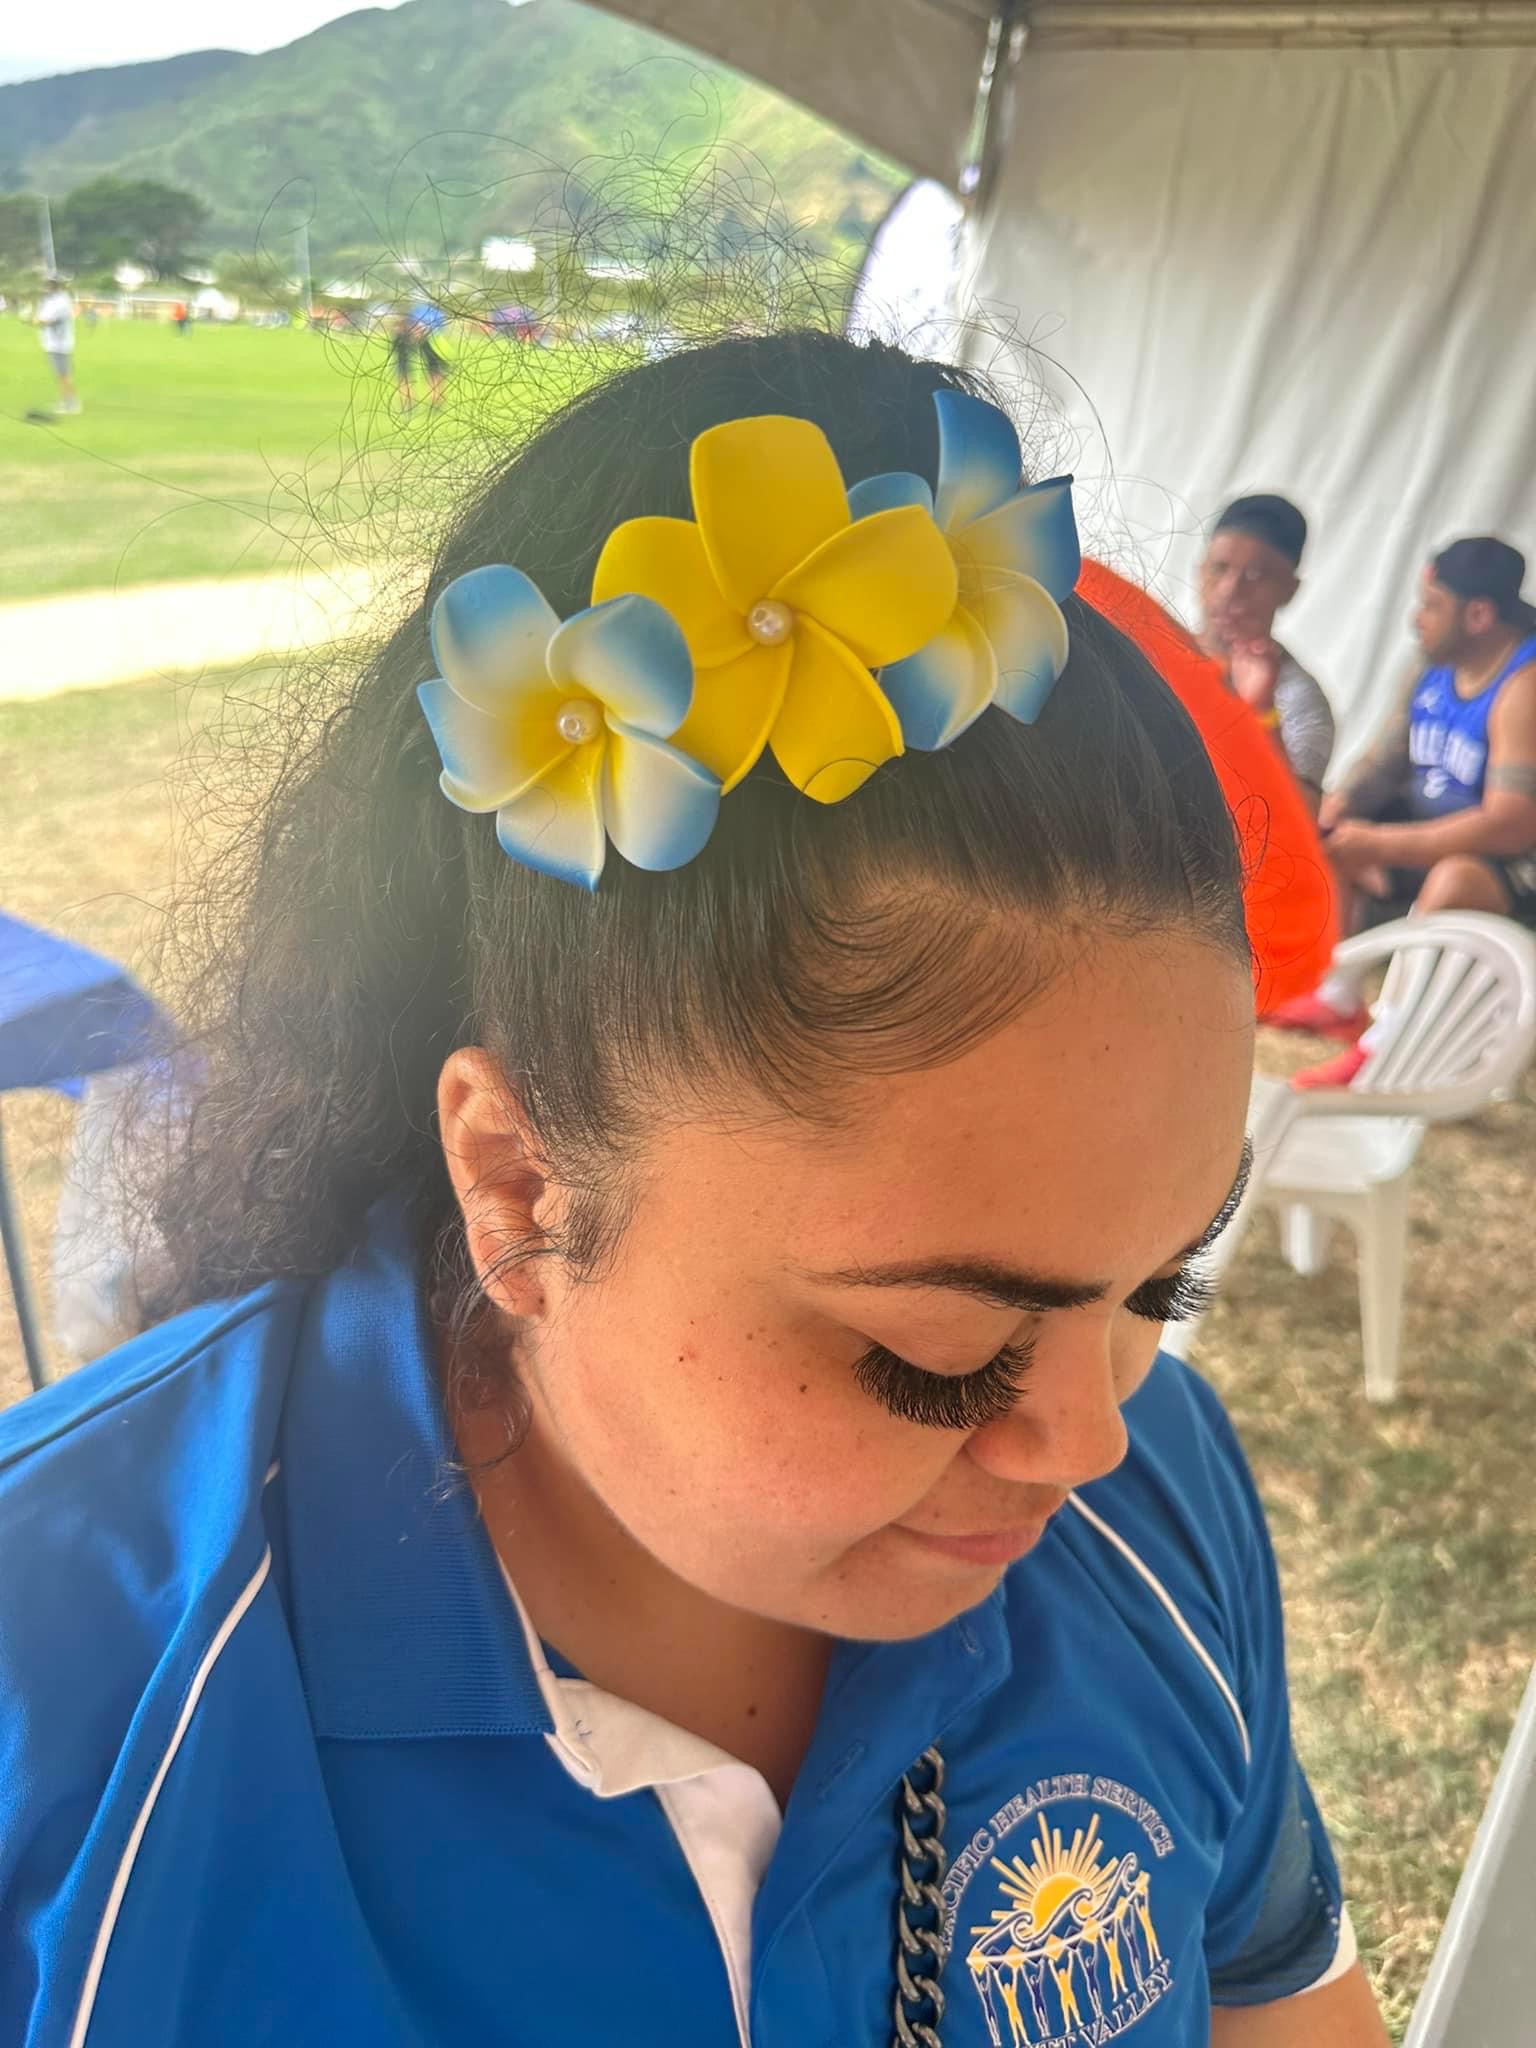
[0,1105,49,1392]
[961,1,1028,208]
[1026,0,1536,42]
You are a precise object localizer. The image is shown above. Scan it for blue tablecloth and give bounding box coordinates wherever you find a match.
[0,913,167,1096]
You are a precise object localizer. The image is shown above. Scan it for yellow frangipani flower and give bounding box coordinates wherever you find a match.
[592,415,958,804]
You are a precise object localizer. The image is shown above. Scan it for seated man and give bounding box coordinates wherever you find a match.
[1275,535,1536,1082]
[1198,493,1335,813]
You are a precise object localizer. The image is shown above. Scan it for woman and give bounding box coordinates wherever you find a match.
[0,333,1385,2046]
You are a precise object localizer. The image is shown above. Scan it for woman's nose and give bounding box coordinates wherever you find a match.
[965,1324,1129,1492]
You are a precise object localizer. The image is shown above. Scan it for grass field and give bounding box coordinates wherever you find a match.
[0,316,577,604]
[3,671,1534,2042]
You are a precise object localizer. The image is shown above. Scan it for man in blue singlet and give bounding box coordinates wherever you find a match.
[1270,536,1536,1080]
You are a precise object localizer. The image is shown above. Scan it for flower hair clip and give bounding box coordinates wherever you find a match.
[418,567,720,892]
[593,413,959,803]
[850,390,1080,751]
[416,394,1079,890]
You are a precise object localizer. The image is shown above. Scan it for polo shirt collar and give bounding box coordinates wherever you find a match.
[495,1554,754,1798]
[277,1199,551,1741]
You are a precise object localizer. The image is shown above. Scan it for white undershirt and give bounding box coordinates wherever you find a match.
[496,1558,779,2048]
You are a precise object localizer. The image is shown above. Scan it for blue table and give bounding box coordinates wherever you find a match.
[0,913,167,1392]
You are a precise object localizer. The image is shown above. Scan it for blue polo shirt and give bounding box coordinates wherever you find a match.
[0,1205,1351,2047]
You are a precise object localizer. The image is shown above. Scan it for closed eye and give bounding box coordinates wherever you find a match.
[851,1337,1035,1432]
[1124,1263,1215,1326]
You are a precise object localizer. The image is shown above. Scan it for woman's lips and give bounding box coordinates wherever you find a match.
[896,1517,1054,1569]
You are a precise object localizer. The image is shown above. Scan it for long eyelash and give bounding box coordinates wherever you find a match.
[1125,1263,1216,1326]
[852,1338,1035,1432]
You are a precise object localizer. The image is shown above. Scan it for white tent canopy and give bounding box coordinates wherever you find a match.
[970,41,1536,764]
[593,1,1536,768]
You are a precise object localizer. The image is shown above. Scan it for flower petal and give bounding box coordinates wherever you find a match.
[593,516,749,668]
[548,594,693,737]
[847,470,934,520]
[976,574,1071,724]
[670,640,792,794]
[691,415,849,613]
[602,719,721,872]
[428,565,561,714]
[770,616,903,803]
[771,505,958,669]
[957,474,1081,602]
[493,741,608,891]
[934,388,1022,533]
[879,607,998,751]
[416,677,569,811]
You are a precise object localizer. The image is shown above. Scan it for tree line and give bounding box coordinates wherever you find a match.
[0,176,210,288]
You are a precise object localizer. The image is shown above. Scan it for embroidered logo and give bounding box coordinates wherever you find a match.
[942,1776,1176,2047]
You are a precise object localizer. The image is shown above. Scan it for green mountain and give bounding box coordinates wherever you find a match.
[1,0,906,274]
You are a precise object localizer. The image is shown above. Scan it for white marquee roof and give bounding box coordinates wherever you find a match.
[592,0,1536,186]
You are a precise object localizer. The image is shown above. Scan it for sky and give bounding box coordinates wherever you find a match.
[0,0,432,84]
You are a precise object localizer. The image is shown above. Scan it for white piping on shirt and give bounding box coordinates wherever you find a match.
[1066,1491,1252,1765]
[67,1549,273,2048]
[1293,1906,1358,1996]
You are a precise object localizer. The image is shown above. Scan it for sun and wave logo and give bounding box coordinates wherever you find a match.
[965,1812,1172,2047]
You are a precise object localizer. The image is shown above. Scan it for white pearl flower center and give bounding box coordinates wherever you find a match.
[746,599,794,647]
[555,698,601,746]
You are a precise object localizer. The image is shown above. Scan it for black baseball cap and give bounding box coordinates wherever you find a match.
[1213,494,1307,571]
[1432,537,1536,629]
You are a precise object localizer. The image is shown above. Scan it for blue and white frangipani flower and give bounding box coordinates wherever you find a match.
[417,563,720,891]
[848,390,1081,751]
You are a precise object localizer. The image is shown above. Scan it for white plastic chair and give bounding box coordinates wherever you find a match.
[1256,913,1536,1402]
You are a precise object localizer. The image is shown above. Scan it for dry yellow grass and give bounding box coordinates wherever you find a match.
[2,674,1532,2040]
[0,666,279,1404]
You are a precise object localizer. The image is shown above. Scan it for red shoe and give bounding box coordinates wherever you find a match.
[1265,992,1369,1039]
[1291,1043,1370,1091]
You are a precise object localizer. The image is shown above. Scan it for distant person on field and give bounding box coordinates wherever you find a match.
[173,301,191,336]
[1273,536,1536,1084]
[1198,494,1334,814]
[391,312,449,412]
[38,275,81,416]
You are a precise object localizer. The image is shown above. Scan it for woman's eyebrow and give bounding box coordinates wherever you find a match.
[1185,1139,1254,1257]
[799,1141,1255,1314]
[799,1258,1106,1315]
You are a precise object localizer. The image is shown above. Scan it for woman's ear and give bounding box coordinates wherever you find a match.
[437,1048,555,1322]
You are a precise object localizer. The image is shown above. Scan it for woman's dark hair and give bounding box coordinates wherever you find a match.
[144,329,1247,1342]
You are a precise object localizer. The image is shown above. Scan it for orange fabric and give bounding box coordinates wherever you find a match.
[1079,559,1337,1012]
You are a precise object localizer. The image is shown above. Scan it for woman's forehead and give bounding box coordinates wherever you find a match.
[666,934,1254,1273]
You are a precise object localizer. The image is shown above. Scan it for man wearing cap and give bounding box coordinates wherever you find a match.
[1198,493,1335,815]
[1274,536,1536,1081]
[37,274,81,415]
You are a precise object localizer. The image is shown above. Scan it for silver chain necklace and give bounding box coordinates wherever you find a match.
[892,1747,949,2047]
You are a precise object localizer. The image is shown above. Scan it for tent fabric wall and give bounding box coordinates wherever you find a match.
[966,46,1536,774]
